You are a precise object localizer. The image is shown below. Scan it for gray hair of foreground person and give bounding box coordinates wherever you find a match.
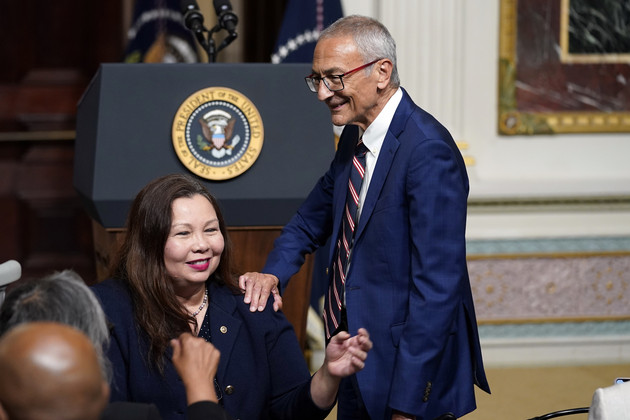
[0,269,111,381]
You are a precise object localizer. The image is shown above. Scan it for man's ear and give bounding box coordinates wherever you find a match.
[376,59,393,89]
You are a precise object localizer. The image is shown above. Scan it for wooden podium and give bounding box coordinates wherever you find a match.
[75,63,334,350]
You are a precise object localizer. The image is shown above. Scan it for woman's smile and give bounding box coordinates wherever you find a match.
[186,258,210,271]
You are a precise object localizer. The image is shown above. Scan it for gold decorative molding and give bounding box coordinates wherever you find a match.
[559,0,630,64]
[455,140,475,166]
[498,0,630,135]
[468,195,630,212]
[478,315,630,325]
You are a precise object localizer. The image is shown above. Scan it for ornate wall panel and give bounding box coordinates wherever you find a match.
[470,254,630,322]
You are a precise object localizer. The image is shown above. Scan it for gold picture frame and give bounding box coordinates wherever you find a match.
[498,0,630,135]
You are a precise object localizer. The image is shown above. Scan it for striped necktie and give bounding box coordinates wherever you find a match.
[324,139,368,340]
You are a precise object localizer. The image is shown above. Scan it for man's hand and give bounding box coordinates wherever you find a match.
[171,333,221,404]
[324,328,372,378]
[238,272,282,312]
[310,328,372,409]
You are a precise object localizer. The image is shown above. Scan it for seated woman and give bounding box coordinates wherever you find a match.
[91,173,372,420]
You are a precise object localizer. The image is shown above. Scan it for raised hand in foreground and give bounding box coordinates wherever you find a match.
[171,333,221,405]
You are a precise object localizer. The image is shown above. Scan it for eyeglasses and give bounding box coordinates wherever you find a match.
[305,58,382,93]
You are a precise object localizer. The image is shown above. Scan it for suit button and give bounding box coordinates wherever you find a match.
[423,380,432,402]
[225,385,235,395]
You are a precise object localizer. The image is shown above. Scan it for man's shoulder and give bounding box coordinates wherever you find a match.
[397,101,454,145]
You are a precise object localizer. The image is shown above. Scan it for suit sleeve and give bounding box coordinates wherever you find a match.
[262,143,348,291]
[389,137,470,412]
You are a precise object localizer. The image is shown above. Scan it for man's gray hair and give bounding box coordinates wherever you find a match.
[319,15,400,87]
[0,269,112,382]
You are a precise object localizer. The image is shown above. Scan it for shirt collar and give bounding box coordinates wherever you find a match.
[361,88,403,154]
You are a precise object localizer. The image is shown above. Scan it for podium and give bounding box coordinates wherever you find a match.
[74,63,335,350]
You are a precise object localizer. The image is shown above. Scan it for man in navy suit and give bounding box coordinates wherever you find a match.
[240,15,490,420]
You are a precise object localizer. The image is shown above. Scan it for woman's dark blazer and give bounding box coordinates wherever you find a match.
[92,278,330,420]
[100,401,232,420]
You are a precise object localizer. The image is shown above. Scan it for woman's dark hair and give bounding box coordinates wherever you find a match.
[111,173,238,372]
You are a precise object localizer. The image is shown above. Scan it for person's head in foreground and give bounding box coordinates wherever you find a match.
[0,322,109,420]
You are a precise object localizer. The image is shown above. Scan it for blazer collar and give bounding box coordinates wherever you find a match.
[354,134,398,240]
[207,282,242,383]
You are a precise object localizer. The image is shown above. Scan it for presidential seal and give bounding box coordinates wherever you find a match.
[172,87,264,180]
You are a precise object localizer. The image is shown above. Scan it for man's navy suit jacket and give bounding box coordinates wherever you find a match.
[263,88,491,419]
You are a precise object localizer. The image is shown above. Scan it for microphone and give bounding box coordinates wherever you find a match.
[213,0,238,35]
[0,259,21,305]
[0,260,21,288]
[180,0,205,34]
